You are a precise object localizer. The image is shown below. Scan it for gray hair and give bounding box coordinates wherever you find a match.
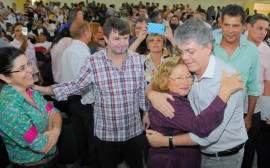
[174,19,213,46]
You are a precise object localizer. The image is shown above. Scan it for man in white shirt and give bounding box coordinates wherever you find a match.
[61,20,98,167]
[244,13,270,168]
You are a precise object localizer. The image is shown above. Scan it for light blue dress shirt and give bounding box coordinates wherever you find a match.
[189,56,248,153]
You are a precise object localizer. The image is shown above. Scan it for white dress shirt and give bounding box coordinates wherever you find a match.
[61,40,95,104]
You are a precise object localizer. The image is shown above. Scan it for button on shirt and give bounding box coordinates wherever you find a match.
[52,49,148,141]
[189,56,248,153]
[61,40,94,105]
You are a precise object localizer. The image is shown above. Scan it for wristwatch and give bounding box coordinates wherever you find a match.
[169,136,175,149]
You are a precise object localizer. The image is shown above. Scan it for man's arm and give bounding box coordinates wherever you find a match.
[245,95,258,131]
[128,21,147,51]
[264,80,270,96]
[245,50,260,131]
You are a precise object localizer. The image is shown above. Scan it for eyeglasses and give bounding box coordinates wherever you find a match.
[176,45,205,57]
[169,75,194,82]
[9,61,32,73]
[180,48,200,56]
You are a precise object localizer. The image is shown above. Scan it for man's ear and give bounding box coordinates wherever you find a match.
[205,43,213,54]
[0,74,11,84]
[246,23,252,31]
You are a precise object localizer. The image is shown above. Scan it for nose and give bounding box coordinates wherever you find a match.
[181,52,190,61]
[181,78,188,85]
[26,64,33,73]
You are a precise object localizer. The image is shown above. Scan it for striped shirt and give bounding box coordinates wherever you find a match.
[53,49,148,141]
[189,56,248,153]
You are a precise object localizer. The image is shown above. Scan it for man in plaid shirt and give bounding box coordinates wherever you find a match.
[35,17,150,168]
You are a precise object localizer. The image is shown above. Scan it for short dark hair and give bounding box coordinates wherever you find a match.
[0,47,24,77]
[135,17,148,25]
[249,13,270,26]
[148,11,161,23]
[221,4,247,24]
[133,5,138,11]
[103,17,130,38]
[12,23,24,32]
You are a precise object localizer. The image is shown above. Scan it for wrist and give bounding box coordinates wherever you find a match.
[169,136,175,149]
[143,112,149,117]
[52,126,61,133]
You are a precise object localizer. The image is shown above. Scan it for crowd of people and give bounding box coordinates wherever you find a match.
[0,0,270,168]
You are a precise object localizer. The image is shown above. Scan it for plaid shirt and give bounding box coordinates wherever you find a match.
[53,49,148,141]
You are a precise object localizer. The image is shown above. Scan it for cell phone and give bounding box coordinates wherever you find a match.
[22,27,28,36]
[147,23,166,34]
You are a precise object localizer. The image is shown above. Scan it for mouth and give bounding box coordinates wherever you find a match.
[180,87,189,90]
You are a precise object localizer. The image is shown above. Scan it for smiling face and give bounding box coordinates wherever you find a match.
[13,24,24,40]
[4,55,34,91]
[221,15,244,44]
[104,30,130,55]
[167,64,193,96]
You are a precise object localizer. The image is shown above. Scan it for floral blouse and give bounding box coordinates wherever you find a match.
[143,54,170,83]
[0,85,59,163]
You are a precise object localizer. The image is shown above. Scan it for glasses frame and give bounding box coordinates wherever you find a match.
[9,61,33,73]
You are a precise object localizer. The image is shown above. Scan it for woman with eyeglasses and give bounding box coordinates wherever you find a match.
[0,47,62,168]
[146,56,244,168]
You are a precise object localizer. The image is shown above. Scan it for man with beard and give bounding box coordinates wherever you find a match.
[34,17,150,168]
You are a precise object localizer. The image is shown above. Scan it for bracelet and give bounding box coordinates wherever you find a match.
[169,136,175,150]
[143,112,149,117]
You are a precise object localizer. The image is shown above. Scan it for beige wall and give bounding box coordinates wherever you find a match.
[46,0,246,11]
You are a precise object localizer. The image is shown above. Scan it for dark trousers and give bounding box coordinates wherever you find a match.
[0,136,9,168]
[95,134,144,168]
[241,112,261,168]
[257,121,270,168]
[68,95,98,167]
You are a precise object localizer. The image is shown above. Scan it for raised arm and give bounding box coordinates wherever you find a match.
[129,21,148,52]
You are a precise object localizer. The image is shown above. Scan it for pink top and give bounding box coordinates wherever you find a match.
[50,37,73,83]
[245,42,270,113]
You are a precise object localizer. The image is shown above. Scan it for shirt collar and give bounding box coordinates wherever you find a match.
[195,55,216,81]
[1,85,26,104]
[214,34,247,48]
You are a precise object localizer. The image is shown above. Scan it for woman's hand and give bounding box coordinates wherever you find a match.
[47,111,57,131]
[162,21,174,40]
[41,127,61,154]
[142,115,150,130]
[146,129,168,147]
